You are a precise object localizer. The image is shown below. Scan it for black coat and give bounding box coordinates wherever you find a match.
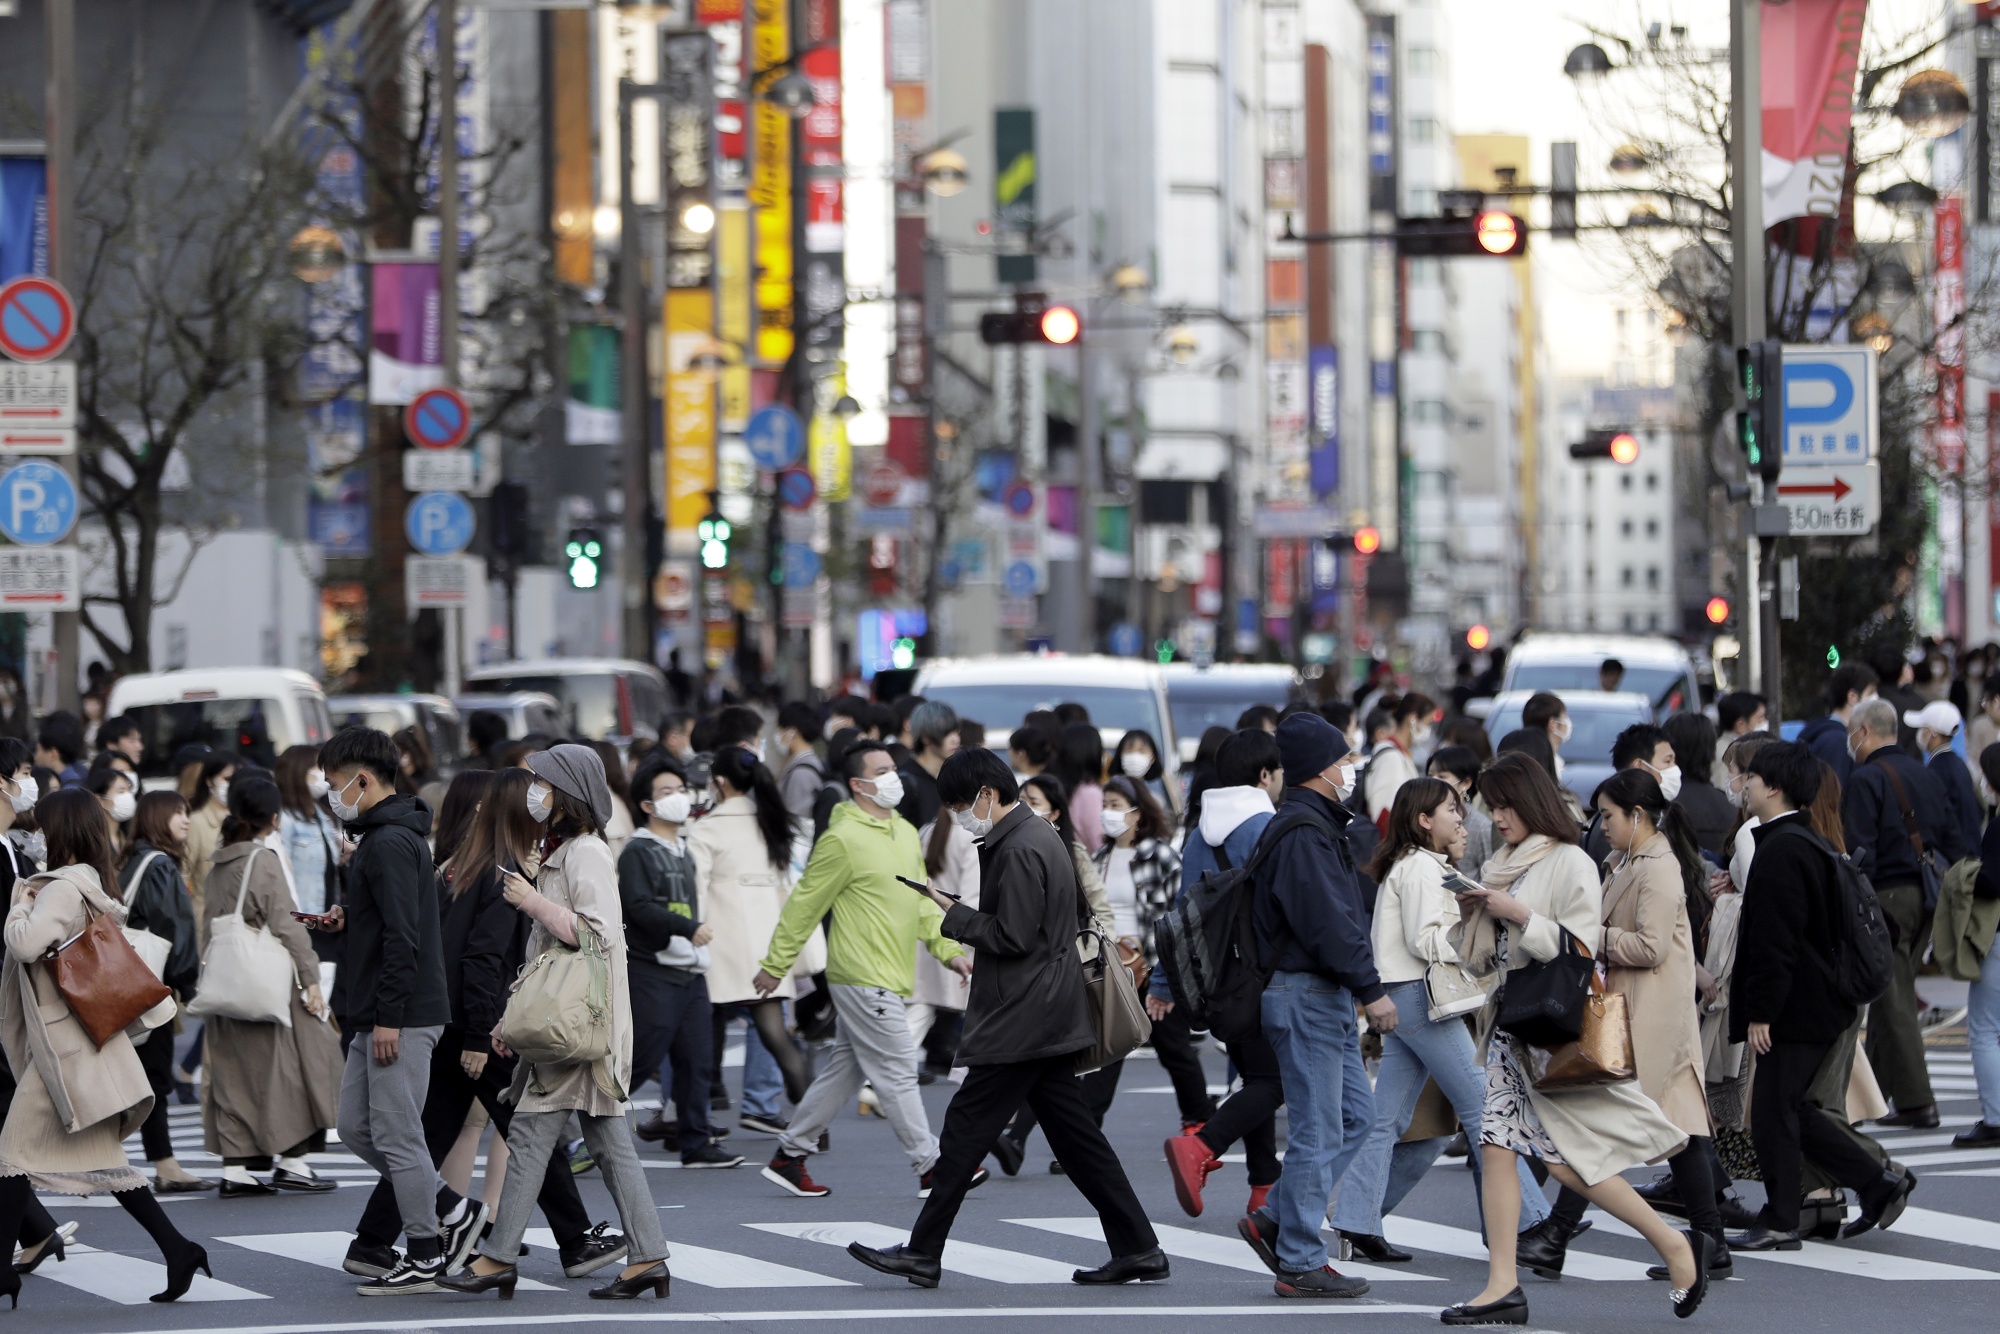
[1675,780,1737,858]
[1729,812,1856,1045]
[617,830,701,980]
[1843,744,1953,884]
[1928,748,1983,865]
[118,840,199,996]
[939,804,1093,1066]
[897,761,942,831]
[437,865,528,1053]
[330,794,451,1032]
[1250,789,1383,1002]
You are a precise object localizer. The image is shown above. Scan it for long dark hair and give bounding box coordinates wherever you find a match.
[38,786,118,898]
[221,776,283,846]
[1593,767,1711,936]
[1366,776,1461,882]
[449,768,538,898]
[432,769,494,869]
[1476,753,1580,844]
[1022,772,1080,847]
[1052,723,1105,795]
[710,744,794,872]
[273,745,322,820]
[1103,774,1171,844]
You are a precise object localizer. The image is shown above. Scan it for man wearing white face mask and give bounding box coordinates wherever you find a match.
[754,741,969,1198]
[1582,723,1681,870]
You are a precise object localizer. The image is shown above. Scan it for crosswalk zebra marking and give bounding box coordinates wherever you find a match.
[216,1231,562,1291]
[1583,1211,2000,1281]
[523,1227,855,1288]
[1007,1216,1442,1282]
[748,1220,1082,1283]
[1378,1217,1654,1280]
[26,1243,264,1304]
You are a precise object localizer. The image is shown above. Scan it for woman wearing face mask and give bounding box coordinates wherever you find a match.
[182,753,238,920]
[1112,730,1172,815]
[1052,724,1108,853]
[1519,768,1725,1283]
[85,764,138,847]
[120,791,210,1194]
[275,747,342,931]
[687,746,811,1114]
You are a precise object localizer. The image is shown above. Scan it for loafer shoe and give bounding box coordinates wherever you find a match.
[847,1242,940,1288]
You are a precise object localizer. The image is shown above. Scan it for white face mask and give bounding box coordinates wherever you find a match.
[1101,808,1131,839]
[16,830,44,864]
[862,771,906,811]
[651,791,692,825]
[1552,716,1573,747]
[328,773,365,823]
[1324,763,1355,801]
[108,790,136,824]
[1725,778,1746,810]
[212,778,230,806]
[1120,752,1152,779]
[953,791,994,839]
[8,773,35,814]
[1649,762,1683,802]
[307,769,330,800]
[527,780,554,823]
[1411,724,1434,751]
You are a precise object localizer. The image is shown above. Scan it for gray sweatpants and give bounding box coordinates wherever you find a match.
[778,983,938,1173]
[481,1109,670,1266]
[337,1025,444,1241]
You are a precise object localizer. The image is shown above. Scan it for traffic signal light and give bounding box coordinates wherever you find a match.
[979,295,1084,344]
[1353,526,1382,555]
[1735,339,1784,484]
[564,527,602,589]
[697,512,731,570]
[1705,597,1732,626]
[1568,427,1639,464]
[1395,210,1528,258]
[867,534,899,597]
[891,637,917,670]
[1465,624,1492,651]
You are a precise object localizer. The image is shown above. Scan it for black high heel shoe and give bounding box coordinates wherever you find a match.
[13,1230,62,1275]
[0,1265,19,1310]
[436,1262,519,1299]
[589,1261,670,1300]
[151,1243,211,1303]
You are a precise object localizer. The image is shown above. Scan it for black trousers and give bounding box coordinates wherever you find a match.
[1005,1059,1125,1149]
[913,1053,1157,1260]
[136,1029,178,1163]
[0,1052,55,1248]
[355,1029,591,1251]
[1549,1136,1722,1241]
[1752,1040,1891,1232]
[1147,1008,1217,1125]
[628,964,715,1139]
[709,1000,809,1105]
[1196,1029,1283,1187]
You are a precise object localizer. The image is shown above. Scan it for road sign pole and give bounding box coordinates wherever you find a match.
[44,0,78,711]
[1730,0,1778,716]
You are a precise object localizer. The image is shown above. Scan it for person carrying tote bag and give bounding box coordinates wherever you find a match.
[185,833,298,1029]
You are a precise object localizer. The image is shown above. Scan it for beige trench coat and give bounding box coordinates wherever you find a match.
[912,819,980,1011]
[1453,842,1688,1186]
[200,841,343,1159]
[507,834,633,1118]
[184,800,226,923]
[688,796,795,1004]
[1599,835,1711,1139]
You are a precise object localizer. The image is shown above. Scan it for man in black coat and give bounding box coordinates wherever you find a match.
[1908,701,1983,868]
[847,748,1166,1290]
[1727,741,1916,1251]
[1842,698,1951,1127]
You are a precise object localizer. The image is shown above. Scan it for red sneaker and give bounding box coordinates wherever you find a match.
[1246,1183,1271,1215]
[1165,1134,1221,1217]
[761,1153,830,1198]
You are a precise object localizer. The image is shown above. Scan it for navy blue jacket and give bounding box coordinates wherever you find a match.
[1798,716,1853,787]
[1842,744,1952,886]
[1250,788,1383,1003]
[1927,747,1983,865]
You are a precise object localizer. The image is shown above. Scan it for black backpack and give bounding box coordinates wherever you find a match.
[1796,827,1894,1007]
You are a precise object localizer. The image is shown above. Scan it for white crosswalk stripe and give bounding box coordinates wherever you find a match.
[1583,1210,2000,1281]
[525,1228,855,1288]
[1379,1216,1656,1280]
[24,1242,263,1304]
[217,1231,563,1290]
[749,1220,1083,1283]
[1008,1216,1440,1282]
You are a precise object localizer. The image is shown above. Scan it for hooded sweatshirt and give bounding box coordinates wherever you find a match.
[330,793,449,1032]
[1146,785,1276,1001]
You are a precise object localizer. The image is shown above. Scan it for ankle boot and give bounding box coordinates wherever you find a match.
[1516,1215,1582,1280]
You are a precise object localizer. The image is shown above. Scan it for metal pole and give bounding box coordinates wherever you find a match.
[436,0,458,381]
[46,0,78,711]
[617,80,650,664]
[1730,0,1779,717]
[1072,326,1097,653]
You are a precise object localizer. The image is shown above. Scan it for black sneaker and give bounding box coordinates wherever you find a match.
[1274,1265,1370,1298]
[342,1240,398,1279]
[1238,1210,1282,1276]
[561,1223,629,1279]
[738,1112,790,1136]
[683,1139,746,1169]
[918,1165,989,1199]
[439,1200,488,1273]
[710,1089,733,1112]
[762,1152,831,1197]
[635,1114,677,1145]
[356,1254,444,1295]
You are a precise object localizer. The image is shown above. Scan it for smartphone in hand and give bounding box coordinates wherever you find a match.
[896,874,960,903]
[1441,871,1483,896]
[291,911,338,930]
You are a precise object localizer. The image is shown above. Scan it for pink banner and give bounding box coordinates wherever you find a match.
[367,261,443,405]
[1937,197,1966,473]
[1762,0,1868,226]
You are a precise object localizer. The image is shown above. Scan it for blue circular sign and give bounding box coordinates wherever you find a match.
[405,387,473,450]
[777,468,817,512]
[1108,621,1143,658]
[781,543,821,588]
[405,491,476,555]
[0,461,76,547]
[744,404,806,471]
[1002,559,1038,597]
[1002,480,1036,519]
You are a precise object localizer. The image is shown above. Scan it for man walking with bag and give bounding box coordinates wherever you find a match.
[845,748,1167,1288]
[1237,712,1398,1298]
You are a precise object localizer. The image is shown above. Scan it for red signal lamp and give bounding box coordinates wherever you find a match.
[1705,597,1731,626]
[1475,211,1522,256]
[1353,526,1382,555]
[1609,432,1640,465]
[1466,624,1492,651]
[1039,304,1081,345]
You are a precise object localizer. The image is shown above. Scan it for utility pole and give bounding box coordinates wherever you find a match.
[46,0,78,711]
[1730,0,1780,718]
[1071,329,1097,653]
[436,0,461,693]
[617,79,654,665]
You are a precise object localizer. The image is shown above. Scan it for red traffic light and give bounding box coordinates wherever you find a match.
[1466,624,1492,651]
[1609,432,1639,465]
[1353,526,1382,555]
[1475,211,1522,255]
[1705,597,1731,625]
[1039,305,1081,344]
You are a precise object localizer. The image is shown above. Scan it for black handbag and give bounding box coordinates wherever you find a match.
[1495,926,1595,1048]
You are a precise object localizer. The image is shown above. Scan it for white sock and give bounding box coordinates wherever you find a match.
[277,1156,313,1177]
[441,1198,468,1226]
[222,1165,259,1186]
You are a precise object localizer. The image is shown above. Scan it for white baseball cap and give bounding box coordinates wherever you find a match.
[1902,700,1963,737]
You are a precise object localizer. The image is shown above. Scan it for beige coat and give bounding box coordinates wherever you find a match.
[199,841,344,1159]
[1453,841,1687,1186]
[688,796,795,1004]
[913,819,981,1011]
[184,800,226,923]
[507,834,633,1118]
[1599,835,1711,1139]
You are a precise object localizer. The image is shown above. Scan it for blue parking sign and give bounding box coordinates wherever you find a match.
[0,461,76,547]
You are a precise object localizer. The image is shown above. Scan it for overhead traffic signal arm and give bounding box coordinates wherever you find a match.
[1568,427,1639,464]
[979,294,1083,345]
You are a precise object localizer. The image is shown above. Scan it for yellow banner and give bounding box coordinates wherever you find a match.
[717,203,753,430]
[665,288,717,547]
[750,0,794,365]
[811,368,851,501]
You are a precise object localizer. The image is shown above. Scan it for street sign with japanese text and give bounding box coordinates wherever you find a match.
[0,361,75,429]
[0,545,76,609]
[1776,463,1878,537]
[405,555,479,608]
[1780,344,1876,468]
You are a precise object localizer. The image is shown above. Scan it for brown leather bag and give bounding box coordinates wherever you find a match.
[1531,969,1636,1091]
[1115,937,1151,993]
[47,903,172,1048]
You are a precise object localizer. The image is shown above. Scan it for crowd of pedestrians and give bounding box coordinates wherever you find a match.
[0,657,1983,1324]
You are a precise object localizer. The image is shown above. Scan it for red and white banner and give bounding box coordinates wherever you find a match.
[1937,196,1966,474]
[1762,0,1868,226]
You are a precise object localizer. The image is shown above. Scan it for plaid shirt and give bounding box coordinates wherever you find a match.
[1094,836,1183,965]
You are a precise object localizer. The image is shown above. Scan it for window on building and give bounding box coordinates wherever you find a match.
[1620,519,1633,538]
[1409,118,1439,144]
[1408,258,1443,286]
[1648,612,1661,631]
[1621,474,1634,492]
[1621,567,1634,588]
[1646,472,1659,491]
[1623,612,1636,631]
[1412,329,1447,354]
[1645,518,1659,537]
[1584,518,1594,537]
[1408,47,1439,75]
[1585,564,1595,586]
[1409,399,1450,424]
[1646,566,1660,590]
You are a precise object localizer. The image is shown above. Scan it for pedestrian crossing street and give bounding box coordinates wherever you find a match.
[19,1049,2000,1310]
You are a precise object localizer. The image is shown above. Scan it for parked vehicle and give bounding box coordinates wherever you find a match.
[461,658,670,743]
[1160,662,1301,764]
[108,668,335,784]
[451,691,564,745]
[1482,688,1654,806]
[1499,633,1702,717]
[328,694,466,771]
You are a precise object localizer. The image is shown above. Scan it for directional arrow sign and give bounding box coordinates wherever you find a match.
[1777,476,1853,503]
[1777,463,1877,538]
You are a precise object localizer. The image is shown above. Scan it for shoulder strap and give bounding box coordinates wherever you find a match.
[1872,757,1928,860]
[234,845,268,915]
[122,851,164,906]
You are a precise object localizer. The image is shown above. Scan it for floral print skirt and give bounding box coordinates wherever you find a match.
[1479,1035,1565,1165]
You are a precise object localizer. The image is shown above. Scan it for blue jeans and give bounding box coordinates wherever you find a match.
[716,1003,785,1119]
[1329,980,1550,1235]
[1970,930,2000,1125]
[1260,972,1372,1273]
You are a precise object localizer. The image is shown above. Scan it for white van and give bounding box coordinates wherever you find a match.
[461,658,671,743]
[108,668,335,783]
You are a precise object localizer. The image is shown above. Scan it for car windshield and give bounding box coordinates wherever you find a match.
[466,675,618,739]
[1168,681,1292,742]
[1486,697,1652,765]
[920,682,1163,739]
[1509,663,1689,713]
[125,698,291,778]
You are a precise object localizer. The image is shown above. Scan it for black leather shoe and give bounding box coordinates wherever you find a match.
[1844,1168,1917,1239]
[1671,1231,1713,1318]
[151,1243,212,1303]
[847,1242,941,1288]
[1337,1230,1412,1264]
[271,1168,336,1193]
[635,1114,676,1146]
[1648,1234,1732,1281]
[1072,1248,1169,1284]
[1440,1287,1528,1326]
[1954,1121,2000,1148]
[1877,1104,1940,1129]
[13,1229,63,1276]
[218,1177,275,1198]
[991,1134,1025,1177]
[1632,1172,1686,1217]
[560,1223,628,1279]
[436,1263,518,1299]
[589,1261,670,1300]
[1716,1192,1760,1230]
[1237,1211,1282,1276]
[1515,1215,1583,1280]
[1726,1224,1801,1252]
